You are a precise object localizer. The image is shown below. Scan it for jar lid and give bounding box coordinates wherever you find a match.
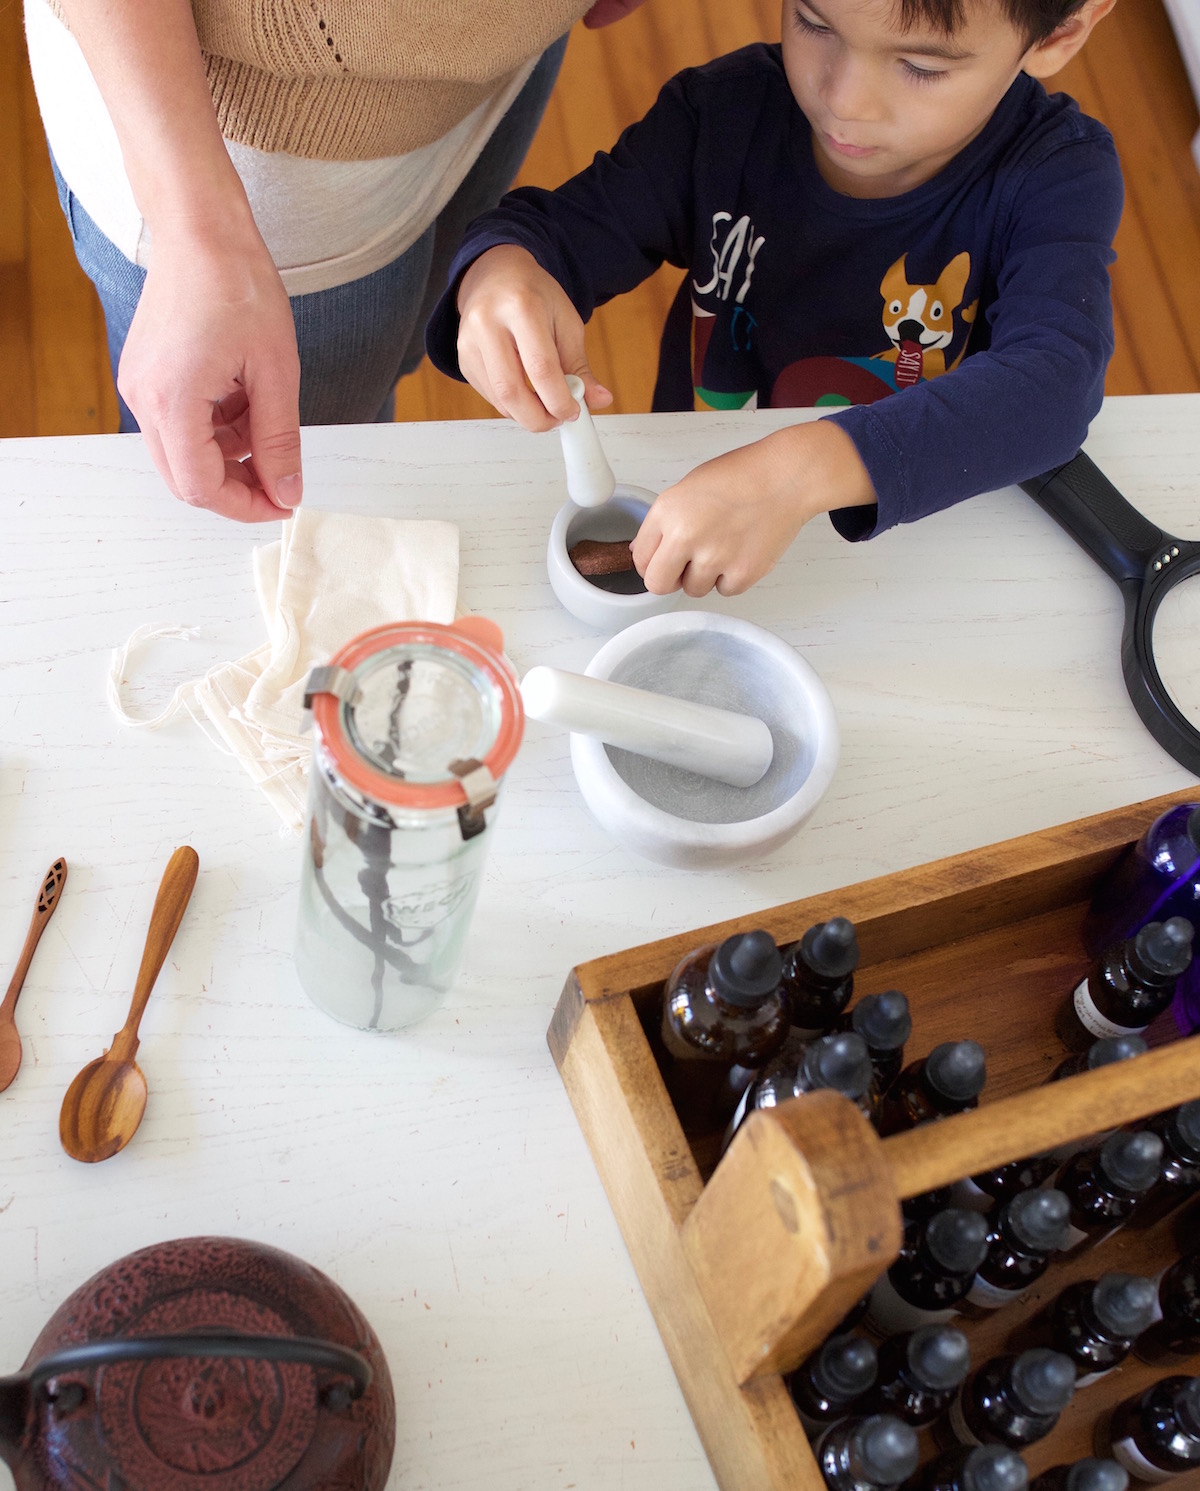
[308,619,524,814]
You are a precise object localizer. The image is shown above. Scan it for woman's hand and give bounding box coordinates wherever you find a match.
[456,244,611,431]
[119,216,302,523]
[632,419,877,596]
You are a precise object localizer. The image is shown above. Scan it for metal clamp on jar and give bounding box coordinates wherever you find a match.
[296,618,523,1031]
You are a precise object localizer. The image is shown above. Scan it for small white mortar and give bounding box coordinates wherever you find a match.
[570,612,839,868]
[547,484,684,632]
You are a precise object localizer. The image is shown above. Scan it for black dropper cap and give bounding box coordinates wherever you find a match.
[1170,1100,1200,1164]
[1173,1378,1200,1437]
[1010,1350,1076,1416]
[852,1415,920,1487]
[960,1446,1029,1491]
[851,991,912,1052]
[1090,1273,1159,1338]
[1004,1189,1071,1252]
[1086,1035,1148,1068]
[1129,917,1194,980]
[813,1336,878,1404]
[797,917,859,980]
[803,1032,874,1101]
[710,931,783,1007]
[1098,1130,1164,1195]
[906,1325,970,1392]
[925,1209,990,1274]
[1062,1462,1129,1491]
[925,1040,987,1103]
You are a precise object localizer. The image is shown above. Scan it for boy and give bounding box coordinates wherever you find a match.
[426,0,1121,599]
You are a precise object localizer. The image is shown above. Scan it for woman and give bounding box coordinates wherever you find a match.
[25,0,646,520]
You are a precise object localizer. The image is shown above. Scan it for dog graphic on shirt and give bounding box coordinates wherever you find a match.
[873,252,979,386]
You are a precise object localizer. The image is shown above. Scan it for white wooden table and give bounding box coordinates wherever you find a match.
[0,396,1196,1491]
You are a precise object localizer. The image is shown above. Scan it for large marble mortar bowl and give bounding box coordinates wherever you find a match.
[570,611,839,868]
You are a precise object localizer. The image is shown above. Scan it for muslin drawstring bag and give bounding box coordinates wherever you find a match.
[107,510,459,832]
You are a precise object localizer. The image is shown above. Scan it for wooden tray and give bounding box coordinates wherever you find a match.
[548,790,1200,1491]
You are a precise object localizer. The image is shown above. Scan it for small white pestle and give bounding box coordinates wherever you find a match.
[557,374,616,507]
[521,665,774,789]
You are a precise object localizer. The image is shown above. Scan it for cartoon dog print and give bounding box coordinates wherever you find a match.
[874,252,978,387]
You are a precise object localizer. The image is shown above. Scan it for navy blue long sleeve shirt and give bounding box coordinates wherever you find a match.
[426,44,1123,540]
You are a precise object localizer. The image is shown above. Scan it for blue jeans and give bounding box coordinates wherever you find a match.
[52,36,566,432]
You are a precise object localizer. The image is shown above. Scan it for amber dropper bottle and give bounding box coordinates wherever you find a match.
[1029,1460,1129,1491]
[658,930,788,1134]
[957,1038,1146,1211]
[865,1324,971,1427]
[1051,1034,1149,1082]
[959,1190,1070,1316]
[781,916,859,1040]
[923,1445,1029,1491]
[1133,1253,1200,1366]
[1103,1376,1200,1483]
[1056,918,1194,1051]
[877,1040,987,1138]
[1010,1273,1159,1387]
[815,1413,919,1491]
[788,1335,879,1437]
[944,1349,1076,1451]
[1056,1130,1165,1252]
[867,1208,989,1335]
[1124,1102,1200,1232]
[729,1031,875,1146]
[836,991,912,1097]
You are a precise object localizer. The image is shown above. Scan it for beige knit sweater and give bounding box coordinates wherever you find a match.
[50,0,594,160]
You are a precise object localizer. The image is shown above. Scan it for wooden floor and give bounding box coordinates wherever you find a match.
[2,0,1199,438]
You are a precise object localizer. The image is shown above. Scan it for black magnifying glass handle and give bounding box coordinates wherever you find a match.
[1020,450,1200,778]
[1020,449,1168,581]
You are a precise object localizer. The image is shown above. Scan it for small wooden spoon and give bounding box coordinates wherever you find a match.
[0,858,68,1092]
[59,846,199,1163]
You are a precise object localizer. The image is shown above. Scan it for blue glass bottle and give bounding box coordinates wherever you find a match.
[1083,804,1200,1035]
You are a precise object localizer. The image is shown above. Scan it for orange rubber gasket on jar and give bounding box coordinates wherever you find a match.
[310,621,524,812]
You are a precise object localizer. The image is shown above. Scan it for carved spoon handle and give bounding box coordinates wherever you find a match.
[112,847,199,1060]
[1,858,68,1019]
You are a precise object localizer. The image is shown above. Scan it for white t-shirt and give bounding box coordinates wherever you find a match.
[24,0,536,296]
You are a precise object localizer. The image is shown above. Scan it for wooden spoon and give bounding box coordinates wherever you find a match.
[0,858,68,1092]
[59,846,198,1163]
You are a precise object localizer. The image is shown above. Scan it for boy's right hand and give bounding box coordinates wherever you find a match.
[456,244,612,432]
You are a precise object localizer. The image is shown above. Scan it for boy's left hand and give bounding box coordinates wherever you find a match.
[631,419,877,596]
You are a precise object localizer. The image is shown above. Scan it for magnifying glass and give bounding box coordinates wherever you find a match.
[1020,451,1200,777]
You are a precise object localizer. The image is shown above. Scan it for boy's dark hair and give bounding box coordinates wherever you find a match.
[897,0,1089,43]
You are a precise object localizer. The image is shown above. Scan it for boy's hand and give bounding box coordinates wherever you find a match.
[632,419,876,596]
[456,244,612,432]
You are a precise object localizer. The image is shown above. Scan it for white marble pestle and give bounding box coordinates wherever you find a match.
[520,665,774,789]
[557,375,616,507]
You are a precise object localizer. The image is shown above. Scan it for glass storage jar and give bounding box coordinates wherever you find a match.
[295,619,523,1030]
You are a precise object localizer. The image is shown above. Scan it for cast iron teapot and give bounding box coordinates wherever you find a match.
[0,1236,394,1491]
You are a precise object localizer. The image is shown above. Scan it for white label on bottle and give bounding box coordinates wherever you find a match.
[1075,1367,1113,1388]
[1111,1437,1177,1483]
[867,1270,958,1335]
[1059,1222,1094,1252]
[966,1274,1025,1309]
[1073,978,1147,1041]
[948,1391,981,1448]
[1145,1266,1168,1327]
[728,1082,752,1137]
